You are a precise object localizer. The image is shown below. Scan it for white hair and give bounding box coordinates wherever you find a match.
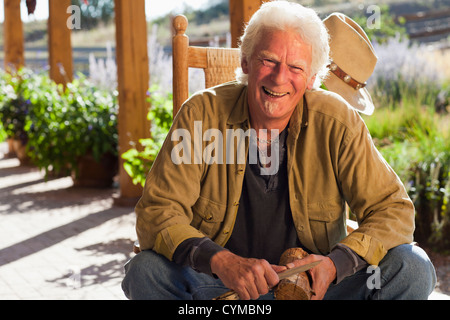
[235,0,330,88]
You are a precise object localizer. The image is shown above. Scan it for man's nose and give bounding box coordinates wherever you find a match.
[271,63,289,85]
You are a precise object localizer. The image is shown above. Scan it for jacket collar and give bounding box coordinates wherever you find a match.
[227,85,250,127]
[288,95,308,139]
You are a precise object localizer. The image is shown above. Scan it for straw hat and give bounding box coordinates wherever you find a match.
[323,13,378,115]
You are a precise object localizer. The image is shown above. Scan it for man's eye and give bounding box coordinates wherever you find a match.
[290,66,304,73]
[262,59,276,67]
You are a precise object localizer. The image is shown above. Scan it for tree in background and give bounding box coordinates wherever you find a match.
[71,0,115,30]
[351,4,408,44]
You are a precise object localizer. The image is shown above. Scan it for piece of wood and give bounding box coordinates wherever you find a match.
[274,247,314,300]
[229,0,263,48]
[3,0,24,71]
[133,241,141,254]
[213,290,240,301]
[48,0,73,84]
[114,0,150,203]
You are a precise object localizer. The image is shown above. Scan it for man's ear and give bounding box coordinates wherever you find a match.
[307,75,316,90]
[241,58,249,74]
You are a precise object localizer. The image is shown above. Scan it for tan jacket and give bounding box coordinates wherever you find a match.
[135,82,414,266]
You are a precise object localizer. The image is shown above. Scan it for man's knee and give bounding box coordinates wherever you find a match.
[124,250,161,279]
[121,250,226,300]
[387,244,435,281]
[380,244,436,299]
[122,250,174,299]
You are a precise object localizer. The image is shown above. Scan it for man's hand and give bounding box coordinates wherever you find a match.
[285,254,336,300]
[210,250,287,300]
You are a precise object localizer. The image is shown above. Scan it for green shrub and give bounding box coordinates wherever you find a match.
[121,85,173,187]
[25,73,119,176]
[0,68,118,177]
[365,101,450,251]
[0,68,40,144]
[351,4,408,45]
[0,122,6,143]
[369,71,443,111]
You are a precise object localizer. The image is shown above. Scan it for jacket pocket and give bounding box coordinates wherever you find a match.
[307,196,346,254]
[191,196,227,238]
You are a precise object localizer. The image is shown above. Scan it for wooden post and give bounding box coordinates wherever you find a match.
[3,0,24,71]
[48,0,73,85]
[172,15,189,117]
[229,0,263,48]
[114,0,150,205]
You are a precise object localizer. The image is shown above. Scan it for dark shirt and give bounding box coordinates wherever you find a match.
[224,127,305,264]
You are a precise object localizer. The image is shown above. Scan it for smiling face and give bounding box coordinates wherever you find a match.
[242,28,316,129]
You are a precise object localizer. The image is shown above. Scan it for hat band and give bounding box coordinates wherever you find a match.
[328,62,366,90]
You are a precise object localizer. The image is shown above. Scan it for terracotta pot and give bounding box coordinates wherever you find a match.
[72,152,118,188]
[12,139,32,166]
[6,138,16,157]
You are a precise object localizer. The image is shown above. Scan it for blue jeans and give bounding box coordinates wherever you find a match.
[121,244,436,300]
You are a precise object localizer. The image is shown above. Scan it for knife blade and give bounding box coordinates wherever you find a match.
[277,260,321,280]
[213,260,321,300]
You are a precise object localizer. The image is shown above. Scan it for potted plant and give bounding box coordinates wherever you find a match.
[65,75,119,187]
[0,68,37,165]
[26,73,119,187]
[23,71,72,176]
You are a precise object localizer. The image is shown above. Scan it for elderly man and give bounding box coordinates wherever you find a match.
[122,1,435,300]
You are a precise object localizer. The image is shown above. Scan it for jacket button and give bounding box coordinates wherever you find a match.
[205,214,213,221]
[298,225,305,232]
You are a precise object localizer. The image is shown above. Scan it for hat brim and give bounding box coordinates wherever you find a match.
[323,72,374,115]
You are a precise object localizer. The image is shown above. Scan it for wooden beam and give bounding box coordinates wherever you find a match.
[114,0,150,205]
[48,0,73,84]
[3,0,24,71]
[229,0,263,48]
